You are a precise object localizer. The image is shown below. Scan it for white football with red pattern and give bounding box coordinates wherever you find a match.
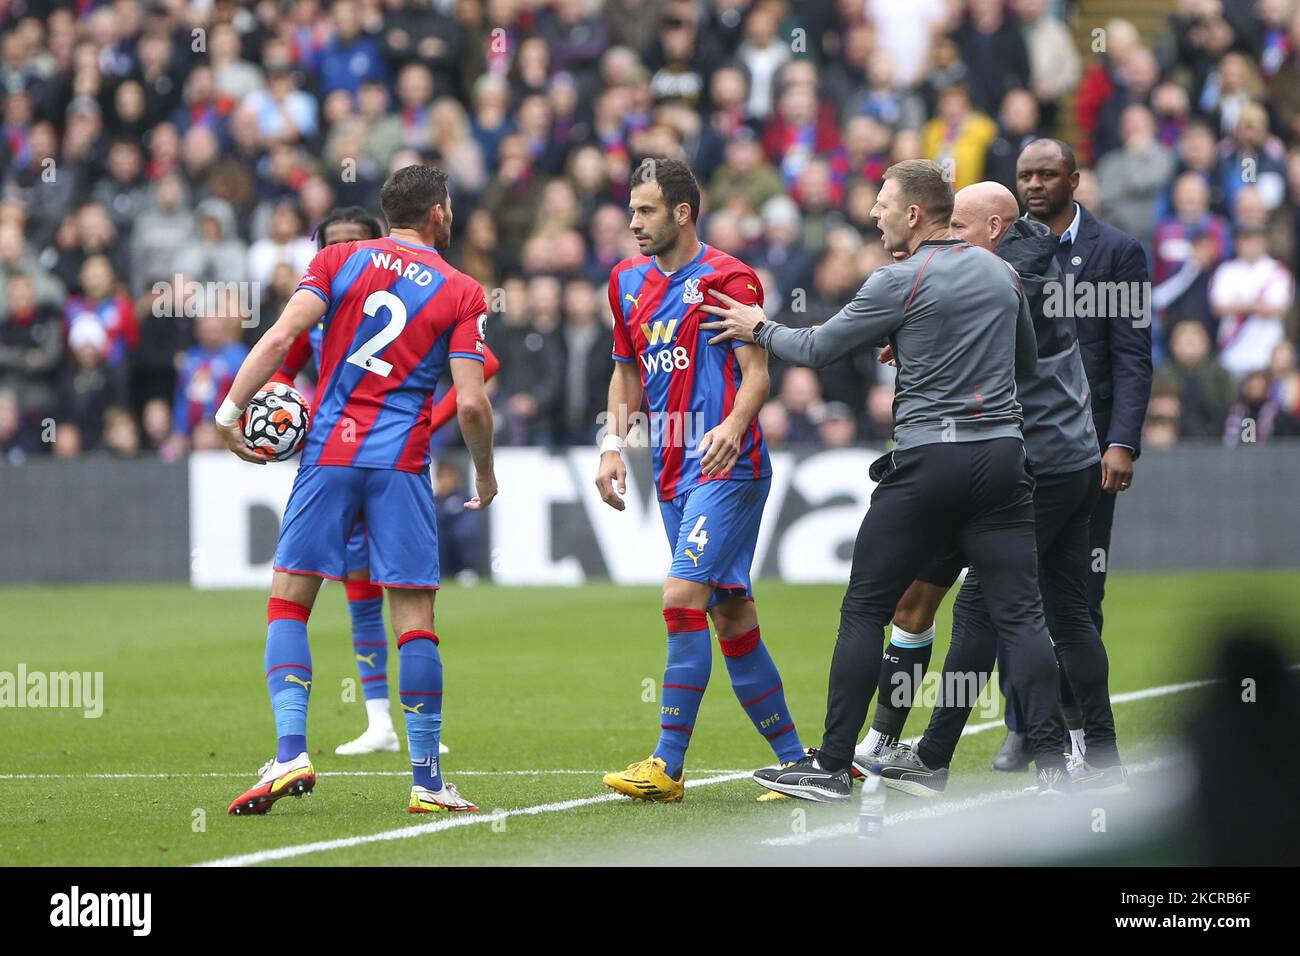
[241,383,311,462]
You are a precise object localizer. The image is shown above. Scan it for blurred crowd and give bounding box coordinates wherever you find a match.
[2,0,1300,464]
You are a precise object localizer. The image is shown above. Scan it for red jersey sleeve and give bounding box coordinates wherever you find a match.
[271,330,313,385]
[428,344,500,432]
[447,278,488,362]
[296,243,345,307]
[717,265,763,308]
[717,265,764,351]
[608,272,635,363]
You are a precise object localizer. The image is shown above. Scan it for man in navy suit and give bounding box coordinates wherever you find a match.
[989,138,1153,771]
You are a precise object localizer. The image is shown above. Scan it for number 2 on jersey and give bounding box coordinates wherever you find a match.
[347,289,407,377]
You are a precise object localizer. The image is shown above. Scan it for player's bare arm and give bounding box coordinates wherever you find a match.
[698,343,768,478]
[215,289,327,464]
[451,355,497,510]
[595,361,642,512]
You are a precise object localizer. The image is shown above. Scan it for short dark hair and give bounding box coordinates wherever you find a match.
[314,205,384,249]
[632,157,701,223]
[882,159,954,224]
[379,164,450,230]
[1021,137,1078,174]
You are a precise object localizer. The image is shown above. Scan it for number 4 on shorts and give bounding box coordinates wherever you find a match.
[687,515,708,552]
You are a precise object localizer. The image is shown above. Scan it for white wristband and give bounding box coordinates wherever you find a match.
[599,432,624,455]
[215,397,245,428]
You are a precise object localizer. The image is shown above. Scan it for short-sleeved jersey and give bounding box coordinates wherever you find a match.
[608,243,771,501]
[295,236,486,473]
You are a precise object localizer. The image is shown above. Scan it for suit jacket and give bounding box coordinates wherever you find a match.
[1057,204,1153,457]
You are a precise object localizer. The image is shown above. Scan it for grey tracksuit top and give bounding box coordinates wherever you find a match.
[756,238,1036,451]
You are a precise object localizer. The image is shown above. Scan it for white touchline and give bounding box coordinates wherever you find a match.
[187,670,1240,868]
[196,772,754,868]
[0,685,1228,783]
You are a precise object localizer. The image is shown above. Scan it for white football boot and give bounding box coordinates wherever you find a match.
[408,781,478,813]
[335,724,402,755]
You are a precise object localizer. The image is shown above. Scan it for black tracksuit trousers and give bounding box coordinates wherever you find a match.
[821,437,1067,771]
[922,461,1121,769]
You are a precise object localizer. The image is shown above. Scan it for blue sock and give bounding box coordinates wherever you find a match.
[266,598,313,762]
[398,630,443,790]
[720,625,803,764]
[345,580,388,701]
[653,608,712,780]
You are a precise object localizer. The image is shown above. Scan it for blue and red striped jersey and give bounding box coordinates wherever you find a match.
[294,236,487,473]
[608,243,771,501]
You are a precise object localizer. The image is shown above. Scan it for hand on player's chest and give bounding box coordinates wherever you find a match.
[630,273,711,346]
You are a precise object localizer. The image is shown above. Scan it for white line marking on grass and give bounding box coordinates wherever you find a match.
[0,675,1254,785]
[194,772,754,867]
[26,669,1256,867]
[934,678,1220,747]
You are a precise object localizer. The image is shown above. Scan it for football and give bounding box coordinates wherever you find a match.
[240,382,310,462]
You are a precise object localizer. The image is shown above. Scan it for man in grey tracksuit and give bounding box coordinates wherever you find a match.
[701,160,1071,801]
[859,182,1126,797]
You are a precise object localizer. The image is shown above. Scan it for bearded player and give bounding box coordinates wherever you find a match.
[271,206,500,758]
[217,165,496,815]
[596,158,803,802]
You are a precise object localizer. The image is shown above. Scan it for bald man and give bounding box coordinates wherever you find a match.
[858,181,1127,796]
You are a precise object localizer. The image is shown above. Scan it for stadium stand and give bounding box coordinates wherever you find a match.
[1,0,1298,463]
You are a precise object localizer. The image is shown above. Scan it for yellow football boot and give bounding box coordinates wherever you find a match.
[602,756,685,803]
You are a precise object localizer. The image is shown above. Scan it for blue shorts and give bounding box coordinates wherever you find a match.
[659,477,770,602]
[274,465,439,588]
[346,522,370,574]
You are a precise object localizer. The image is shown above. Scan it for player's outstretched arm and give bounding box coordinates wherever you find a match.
[701,271,902,369]
[428,345,500,433]
[699,343,768,478]
[595,361,643,512]
[215,289,326,463]
[451,355,497,510]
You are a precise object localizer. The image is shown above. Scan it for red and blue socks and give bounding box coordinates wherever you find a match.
[653,608,712,780]
[345,580,390,730]
[398,630,443,790]
[266,598,312,762]
[719,625,802,764]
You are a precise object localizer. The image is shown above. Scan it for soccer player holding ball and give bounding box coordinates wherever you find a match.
[595,159,804,803]
[269,206,500,759]
[216,166,496,815]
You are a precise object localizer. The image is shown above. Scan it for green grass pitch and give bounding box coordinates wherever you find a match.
[2,570,1297,866]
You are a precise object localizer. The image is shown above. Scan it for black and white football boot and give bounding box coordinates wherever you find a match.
[850,734,897,779]
[861,743,949,797]
[1034,765,1074,797]
[1068,760,1130,794]
[752,749,852,803]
